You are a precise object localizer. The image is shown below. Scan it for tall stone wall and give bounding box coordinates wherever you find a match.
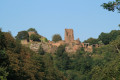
[30,42,57,53]
[28,31,36,36]
[21,39,28,45]
[21,29,96,53]
[28,31,37,42]
[65,29,74,43]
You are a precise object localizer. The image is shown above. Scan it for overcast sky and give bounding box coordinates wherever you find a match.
[0,0,120,41]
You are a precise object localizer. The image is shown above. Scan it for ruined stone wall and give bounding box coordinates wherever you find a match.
[49,41,65,47]
[21,39,28,45]
[65,29,74,43]
[28,31,37,42]
[28,31,36,36]
[30,42,57,53]
[21,29,96,53]
[84,45,93,53]
[92,44,100,48]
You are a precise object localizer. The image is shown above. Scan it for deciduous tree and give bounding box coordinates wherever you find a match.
[16,31,29,40]
[52,34,62,42]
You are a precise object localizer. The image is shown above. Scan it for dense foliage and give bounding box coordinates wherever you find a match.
[84,38,99,45]
[30,34,40,41]
[84,30,120,45]
[101,0,120,12]
[15,31,29,40]
[52,34,62,42]
[27,28,37,33]
[1,29,120,80]
[98,30,120,45]
[53,33,120,80]
[38,45,45,55]
[0,30,66,80]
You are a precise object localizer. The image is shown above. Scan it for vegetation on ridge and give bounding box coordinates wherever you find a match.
[52,34,62,42]
[1,28,120,80]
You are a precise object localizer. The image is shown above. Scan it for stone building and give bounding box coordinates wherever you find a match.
[28,31,37,42]
[21,28,100,53]
[65,29,74,43]
[28,31,37,36]
[21,39,28,45]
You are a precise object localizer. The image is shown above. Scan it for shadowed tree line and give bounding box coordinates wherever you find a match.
[0,29,66,80]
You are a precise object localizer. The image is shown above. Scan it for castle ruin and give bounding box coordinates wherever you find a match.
[21,29,100,53]
[28,31,37,36]
[65,29,74,43]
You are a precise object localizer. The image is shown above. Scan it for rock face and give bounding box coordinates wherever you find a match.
[30,42,57,53]
[65,29,74,43]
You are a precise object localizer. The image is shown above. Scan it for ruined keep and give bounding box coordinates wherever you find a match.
[65,29,74,43]
[21,28,101,53]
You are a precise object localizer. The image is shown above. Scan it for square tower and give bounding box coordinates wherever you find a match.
[65,29,74,42]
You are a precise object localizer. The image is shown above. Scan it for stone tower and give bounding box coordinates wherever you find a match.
[65,29,74,43]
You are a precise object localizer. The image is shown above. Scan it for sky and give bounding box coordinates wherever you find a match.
[0,0,120,42]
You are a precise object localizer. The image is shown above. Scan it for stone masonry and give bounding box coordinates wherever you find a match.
[21,29,101,53]
[28,31,37,36]
[65,29,74,43]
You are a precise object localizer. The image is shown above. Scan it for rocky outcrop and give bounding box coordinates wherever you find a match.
[30,42,57,53]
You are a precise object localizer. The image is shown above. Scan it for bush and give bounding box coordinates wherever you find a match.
[16,31,29,40]
[27,28,37,33]
[40,37,48,42]
[56,45,65,57]
[84,38,99,45]
[30,34,40,41]
[0,67,8,80]
[98,30,120,45]
[38,45,45,55]
[52,34,62,42]
[0,29,6,49]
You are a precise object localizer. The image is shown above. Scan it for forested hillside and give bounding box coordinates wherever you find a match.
[0,29,120,80]
[0,29,66,80]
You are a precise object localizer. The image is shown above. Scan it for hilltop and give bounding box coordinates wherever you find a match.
[20,28,102,54]
[1,28,120,80]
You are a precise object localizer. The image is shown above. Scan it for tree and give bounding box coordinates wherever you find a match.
[27,28,37,33]
[110,36,120,53]
[0,29,67,80]
[30,34,40,41]
[0,50,9,67]
[101,0,120,12]
[119,24,120,28]
[4,32,16,49]
[38,45,45,55]
[40,37,48,42]
[84,38,99,45]
[55,45,65,57]
[52,34,62,42]
[55,45,70,71]
[0,67,8,80]
[0,29,6,49]
[16,31,29,40]
[98,32,110,45]
[43,54,66,80]
[98,30,120,45]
